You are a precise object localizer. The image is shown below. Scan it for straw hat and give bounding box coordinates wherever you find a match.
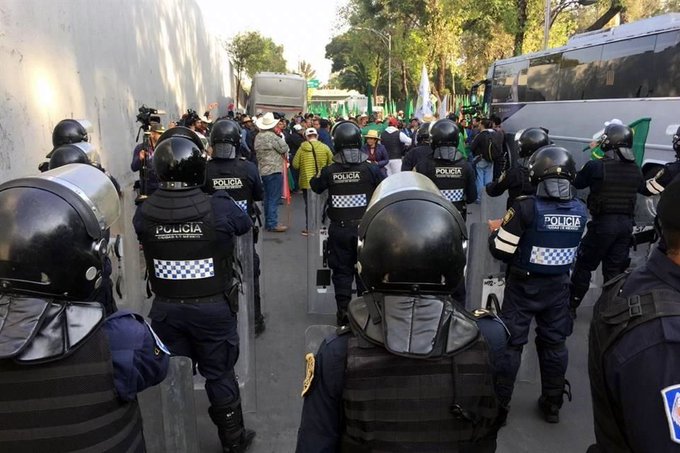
[363,129,380,140]
[255,112,278,130]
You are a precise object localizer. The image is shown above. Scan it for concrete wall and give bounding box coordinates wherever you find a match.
[0,0,235,312]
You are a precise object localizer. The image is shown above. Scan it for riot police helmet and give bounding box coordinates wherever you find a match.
[157,125,205,151]
[210,119,241,159]
[52,119,89,148]
[154,130,206,189]
[358,172,466,293]
[599,123,635,161]
[430,119,460,149]
[0,164,119,300]
[416,122,431,144]
[673,125,680,158]
[517,127,550,158]
[527,146,576,184]
[48,142,100,170]
[332,121,366,164]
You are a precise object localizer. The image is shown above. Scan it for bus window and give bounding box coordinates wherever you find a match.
[600,36,655,98]
[527,53,562,101]
[492,60,527,103]
[558,46,603,100]
[652,30,680,97]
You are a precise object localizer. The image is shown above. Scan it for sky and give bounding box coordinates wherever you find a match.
[195,0,348,84]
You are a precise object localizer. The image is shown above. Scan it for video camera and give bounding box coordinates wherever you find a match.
[180,109,200,127]
[136,105,163,130]
[461,104,483,116]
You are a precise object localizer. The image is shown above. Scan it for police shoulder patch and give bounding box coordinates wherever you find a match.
[301,353,315,397]
[502,208,515,226]
[661,383,680,444]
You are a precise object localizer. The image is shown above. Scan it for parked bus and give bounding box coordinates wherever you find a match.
[471,13,680,178]
[247,72,307,116]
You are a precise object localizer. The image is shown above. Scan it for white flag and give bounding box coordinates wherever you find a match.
[414,64,433,121]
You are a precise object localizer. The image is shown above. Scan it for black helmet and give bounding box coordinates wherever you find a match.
[358,172,466,293]
[210,119,241,159]
[527,146,576,184]
[52,119,89,148]
[673,125,680,156]
[517,127,550,158]
[600,123,633,151]
[430,119,459,149]
[48,143,100,170]
[416,122,431,143]
[0,164,119,300]
[154,133,206,189]
[332,121,362,152]
[157,126,204,151]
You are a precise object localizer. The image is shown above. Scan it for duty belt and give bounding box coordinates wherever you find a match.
[154,294,227,304]
[508,266,566,280]
[331,219,361,228]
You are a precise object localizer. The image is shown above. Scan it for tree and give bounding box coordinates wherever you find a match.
[297,60,316,81]
[225,31,288,104]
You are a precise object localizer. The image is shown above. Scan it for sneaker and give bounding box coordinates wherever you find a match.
[301,229,309,236]
[267,225,288,233]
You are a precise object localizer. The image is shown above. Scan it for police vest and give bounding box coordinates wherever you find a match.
[589,274,680,453]
[587,159,642,216]
[327,162,376,223]
[139,188,233,298]
[380,129,404,160]
[340,334,498,452]
[513,196,588,275]
[421,157,470,213]
[0,328,144,453]
[206,158,254,215]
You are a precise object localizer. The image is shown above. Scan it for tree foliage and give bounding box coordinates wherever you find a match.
[325,0,677,104]
[297,60,317,81]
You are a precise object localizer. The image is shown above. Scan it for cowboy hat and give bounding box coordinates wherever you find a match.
[255,112,278,130]
[363,129,381,140]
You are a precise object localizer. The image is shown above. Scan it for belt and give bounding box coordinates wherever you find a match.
[331,219,361,227]
[507,267,566,280]
[154,293,226,304]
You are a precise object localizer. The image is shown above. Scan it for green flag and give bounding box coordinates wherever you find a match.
[588,118,652,166]
[367,84,373,115]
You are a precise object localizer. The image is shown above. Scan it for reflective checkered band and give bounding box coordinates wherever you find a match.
[331,194,367,208]
[235,199,248,213]
[441,189,465,202]
[530,246,577,266]
[154,258,215,280]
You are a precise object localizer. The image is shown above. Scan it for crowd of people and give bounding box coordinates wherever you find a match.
[2,103,680,453]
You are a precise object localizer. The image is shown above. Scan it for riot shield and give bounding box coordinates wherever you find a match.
[307,191,336,314]
[234,229,257,413]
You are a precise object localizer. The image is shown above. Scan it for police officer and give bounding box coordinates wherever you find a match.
[415,119,477,220]
[489,146,588,423]
[588,179,680,453]
[641,125,680,196]
[486,127,549,209]
[0,164,169,452]
[570,123,644,316]
[310,121,384,325]
[297,172,502,452]
[206,118,266,335]
[401,121,432,171]
[133,127,255,453]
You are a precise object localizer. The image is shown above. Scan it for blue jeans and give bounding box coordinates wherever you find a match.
[475,159,494,202]
[262,172,282,229]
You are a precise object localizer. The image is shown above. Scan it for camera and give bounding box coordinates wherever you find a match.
[136,105,162,129]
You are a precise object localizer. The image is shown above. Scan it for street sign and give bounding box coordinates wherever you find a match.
[307,79,320,88]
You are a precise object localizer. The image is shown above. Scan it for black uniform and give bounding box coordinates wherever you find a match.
[310,156,383,322]
[415,155,477,219]
[571,157,644,308]
[490,194,587,415]
[401,144,432,171]
[486,162,535,209]
[380,128,405,160]
[133,188,252,408]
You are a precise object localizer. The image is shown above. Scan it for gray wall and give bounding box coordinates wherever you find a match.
[0,0,235,312]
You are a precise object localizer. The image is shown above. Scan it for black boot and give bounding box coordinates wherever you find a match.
[538,378,572,424]
[254,314,265,337]
[208,400,256,453]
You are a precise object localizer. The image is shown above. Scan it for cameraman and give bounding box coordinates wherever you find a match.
[131,122,164,196]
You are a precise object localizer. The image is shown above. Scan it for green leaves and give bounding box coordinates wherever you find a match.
[225,31,287,79]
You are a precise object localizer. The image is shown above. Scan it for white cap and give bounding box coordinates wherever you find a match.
[604,118,623,127]
[293,124,303,131]
[305,127,318,137]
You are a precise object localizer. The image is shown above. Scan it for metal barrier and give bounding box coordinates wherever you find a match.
[235,229,257,413]
[307,191,336,314]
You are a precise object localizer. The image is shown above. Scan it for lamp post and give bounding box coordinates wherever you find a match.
[356,27,392,105]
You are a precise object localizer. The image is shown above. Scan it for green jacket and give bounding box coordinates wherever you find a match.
[292,140,334,189]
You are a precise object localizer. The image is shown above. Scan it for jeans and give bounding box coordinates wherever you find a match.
[475,159,494,202]
[262,172,282,230]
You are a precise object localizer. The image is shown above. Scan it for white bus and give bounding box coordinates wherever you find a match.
[247,72,307,116]
[472,13,680,177]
